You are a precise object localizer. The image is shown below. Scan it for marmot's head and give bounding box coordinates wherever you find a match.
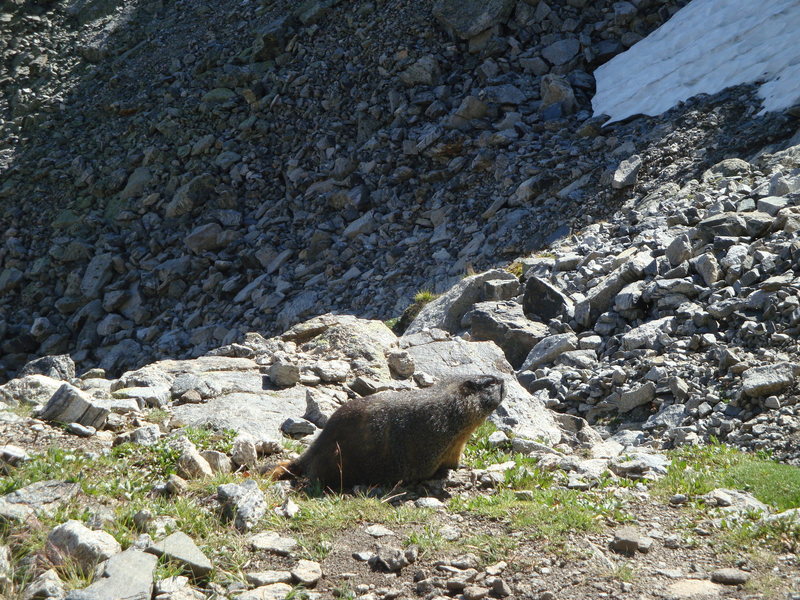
[460,375,505,414]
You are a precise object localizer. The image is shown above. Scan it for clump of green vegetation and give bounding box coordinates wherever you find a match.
[145,408,171,426]
[182,426,237,454]
[505,261,525,278]
[413,289,439,304]
[9,404,35,418]
[606,562,637,583]
[405,523,448,558]
[449,488,603,546]
[463,422,530,469]
[652,441,800,510]
[391,288,442,334]
[461,533,518,565]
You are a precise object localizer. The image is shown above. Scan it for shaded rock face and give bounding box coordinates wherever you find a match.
[432,0,516,40]
[4,0,792,384]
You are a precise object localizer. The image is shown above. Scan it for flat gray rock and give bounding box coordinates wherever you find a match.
[146,531,212,577]
[1,480,80,517]
[66,548,157,600]
[520,333,578,370]
[710,568,750,585]
[664,580,722,599]
[173,389,307,441]
[432,0,515,40]
[161,355,307,439]
[236,583,293,600]
[248,531,297,556]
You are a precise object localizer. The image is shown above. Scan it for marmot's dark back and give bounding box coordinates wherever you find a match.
[270,375,505,489]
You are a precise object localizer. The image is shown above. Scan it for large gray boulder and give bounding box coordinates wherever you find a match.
[401,331,561,444]
[0,480,80,522]
[405,269,517,336]
[466,301,549,368]
[742,363,798,397]
[522,277,574,322]
[283,314,397,381]
[166,357,307,441]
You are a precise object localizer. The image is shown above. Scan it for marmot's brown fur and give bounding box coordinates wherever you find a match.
[270,375,505,490]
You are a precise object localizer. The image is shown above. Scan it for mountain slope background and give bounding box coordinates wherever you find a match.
[1,0,798,380]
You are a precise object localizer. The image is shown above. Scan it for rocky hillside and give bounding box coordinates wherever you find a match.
[2,0,797,380]
[2,2,800,596]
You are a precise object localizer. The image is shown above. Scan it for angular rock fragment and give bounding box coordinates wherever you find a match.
[39,384,109,429]
[146,531,212,577]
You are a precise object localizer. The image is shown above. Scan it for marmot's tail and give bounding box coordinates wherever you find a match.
[268,460,301,481]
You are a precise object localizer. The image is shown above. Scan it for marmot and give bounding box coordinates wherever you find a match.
[270,375,505,489]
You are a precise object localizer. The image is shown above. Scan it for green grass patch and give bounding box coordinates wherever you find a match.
[449,488,603,544]
[405,523,448,558]
[262,493,433,561]
[652,442,800,511]
[462,422,531,470]
[606,561,637,583]
[182,426,237,454]
[717,514,800,555]
[145,408,171,426]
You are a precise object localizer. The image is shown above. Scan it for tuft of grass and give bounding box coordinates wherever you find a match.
[393,288,441,334]
[413,289,439,304]
[154,559,186,581]
[652,442,800,511]
[717,514,800,555]
[607,562,637,583]
[9,404,35,418]
[744,572,788,600]
[505,261,524,278]
[461,533,517,565]
[145,408,171,425]
[405,524,448,558]
[331,582,357,599]
[461,422,543,480]
[182,426,237,454]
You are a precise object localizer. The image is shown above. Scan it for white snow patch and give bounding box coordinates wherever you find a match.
[592,0,800,123]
